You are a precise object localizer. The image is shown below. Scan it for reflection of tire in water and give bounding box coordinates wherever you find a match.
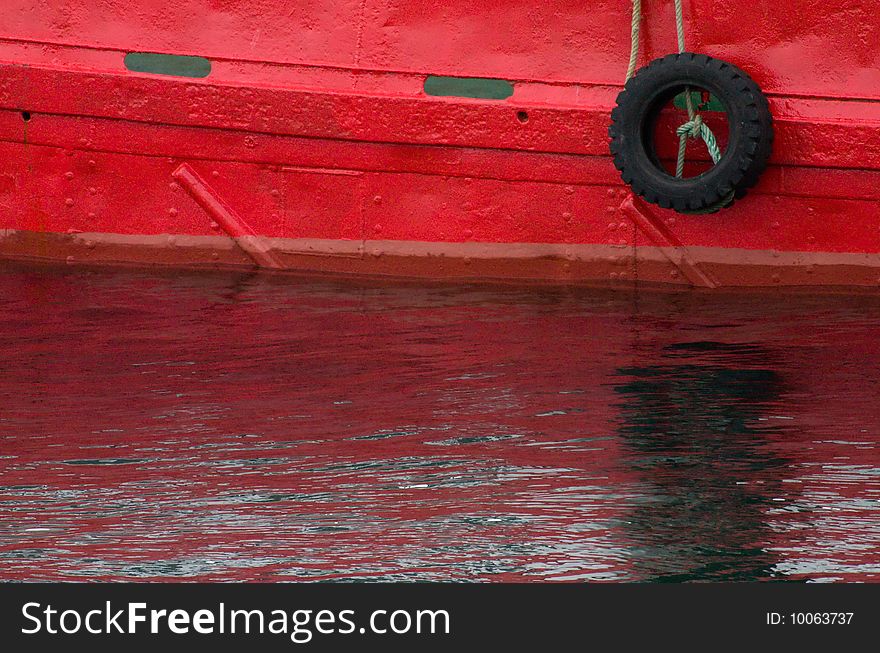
[613,341,793,582]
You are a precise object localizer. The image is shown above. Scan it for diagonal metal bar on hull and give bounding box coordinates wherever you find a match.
[172,163,284,270]
[620,194,719,289]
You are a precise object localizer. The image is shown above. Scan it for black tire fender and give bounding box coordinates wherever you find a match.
[609,53,774,214]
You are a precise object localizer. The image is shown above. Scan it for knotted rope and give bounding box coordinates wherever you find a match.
[676,114,722,176]
[626,0,722,179]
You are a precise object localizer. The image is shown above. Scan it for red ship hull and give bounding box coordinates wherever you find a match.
[2,1,880,288]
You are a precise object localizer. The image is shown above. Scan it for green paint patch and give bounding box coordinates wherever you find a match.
[673,91,725,112]
[424,75,514,100]
[124,52,211,78]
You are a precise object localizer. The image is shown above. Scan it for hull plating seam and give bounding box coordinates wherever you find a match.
[2,230,880,289]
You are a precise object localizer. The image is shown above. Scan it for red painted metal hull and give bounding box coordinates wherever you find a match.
[2,1,880,288]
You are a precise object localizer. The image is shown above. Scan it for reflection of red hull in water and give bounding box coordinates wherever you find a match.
[0,269,878,581]
[2,1,880,288]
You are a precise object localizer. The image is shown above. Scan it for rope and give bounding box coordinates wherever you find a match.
[625,0,724,179]
[625,0,641,82]
[674,0,687,52]
[676,115,722,175]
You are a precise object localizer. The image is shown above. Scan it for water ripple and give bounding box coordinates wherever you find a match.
[0,265,878,582]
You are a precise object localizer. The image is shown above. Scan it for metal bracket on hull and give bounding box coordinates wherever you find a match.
[172,163,284,270]
[620,193,719,289]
